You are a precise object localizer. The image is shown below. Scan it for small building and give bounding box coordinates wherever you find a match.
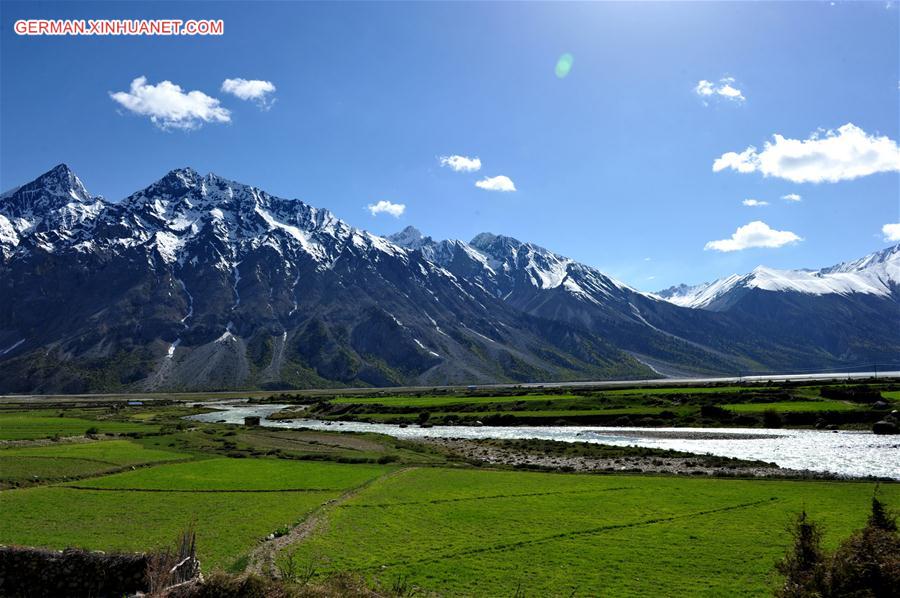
[244,416,261,427]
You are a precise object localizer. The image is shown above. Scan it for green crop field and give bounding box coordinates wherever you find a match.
[1,386,896,596]
[723,400,856,413]
[0,458,392,571]
[0,412,154,440]
[356,407,679,422]
[328,387,772,407]
[68,457,388,491]
[0,440,190,486]
[329,394,583,407]
[281,468,898,597]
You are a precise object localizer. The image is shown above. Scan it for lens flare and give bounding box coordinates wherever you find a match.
[555,53,574,79]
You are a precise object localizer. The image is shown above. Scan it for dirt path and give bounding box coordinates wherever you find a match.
[245,466,415,578]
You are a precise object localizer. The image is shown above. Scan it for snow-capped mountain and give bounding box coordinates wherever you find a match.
[0,165,651,392]
[657,245,899,310]
[0,164,104,256]
[1,165,897,393]
[388,226,637,307]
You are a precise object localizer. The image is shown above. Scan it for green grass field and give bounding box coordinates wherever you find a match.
[356,407,681,422]
[1,387,896,595]
[329,394,583,407]
[0,458,392,571]
[0,412,154,440]
[311,384,882,429]
[328,387,774,407]
[282,468,898,597]
[723,400,856,413]
[882,390,900,401]
[0,440,190,486]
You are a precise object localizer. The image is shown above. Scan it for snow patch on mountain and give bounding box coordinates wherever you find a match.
[658,244,900,309]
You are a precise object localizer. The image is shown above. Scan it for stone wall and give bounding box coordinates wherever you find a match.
[0,545,149,597]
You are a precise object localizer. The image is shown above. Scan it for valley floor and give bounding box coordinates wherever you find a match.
[0,387,897,596]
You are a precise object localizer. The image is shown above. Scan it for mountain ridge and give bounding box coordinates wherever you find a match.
[2,164,897,392]
[656,245,899,310]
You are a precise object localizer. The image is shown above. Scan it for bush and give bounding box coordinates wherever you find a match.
[820,385,883,403]
[85,426,100,436]
[775,511,827,597]
[700,405,729,419]
[762,409,783,429]
[776,496,900,597]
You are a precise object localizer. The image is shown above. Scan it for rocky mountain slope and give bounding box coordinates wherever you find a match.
[1,165,896,392]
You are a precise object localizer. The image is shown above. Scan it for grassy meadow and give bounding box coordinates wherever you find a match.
[0,381,897,595]
[291,381,898,429]
[281,468,897,596]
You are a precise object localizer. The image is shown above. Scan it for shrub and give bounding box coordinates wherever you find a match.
[762,409,783,429]
[85,426,100,436]
[820,385,883,403]
[700,405,729,419]
[775,511,827,597]
[828,497,900,597]
[776,496,900,597]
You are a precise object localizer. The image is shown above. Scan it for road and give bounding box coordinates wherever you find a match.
[0,370,897,404]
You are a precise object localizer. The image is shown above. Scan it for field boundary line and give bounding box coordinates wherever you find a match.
[245,466,417,578]
[62,486,341,493]
[351,496,782,571]
[1,457,196,490]
[1,455,121,466]
[341,486,633,508]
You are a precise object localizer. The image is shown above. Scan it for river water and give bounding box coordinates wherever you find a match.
[188,402,900,480]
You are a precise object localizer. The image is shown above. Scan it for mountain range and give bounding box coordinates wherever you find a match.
[1,164,897,393]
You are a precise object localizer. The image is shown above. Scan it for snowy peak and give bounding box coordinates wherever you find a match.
[0,166,415,269]
[822,244,900,277]
[469,232,585,291]
[1,163,94,215]
[655,275,745,309]
[0,164,103,253]
[388,226,430,249]
[658,244,900,310]
[117,169,404,266]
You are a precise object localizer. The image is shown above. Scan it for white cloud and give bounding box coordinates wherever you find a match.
[742,199,769,207]
[713,123,900,183]
[883,223,900,242]
[221,78,276,108]
[110,76,230,130]
[704,221,802,252]
[439,155,481,172]
[695,80,714,96]
[782,193,802,202]
[475,175,516,192]
[366,200,406,217]
[695,77,745,103]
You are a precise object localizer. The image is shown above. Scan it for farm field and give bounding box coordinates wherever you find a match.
[722,400,857,413]
[0,439,190,487]
[0,457,392,571]
[299,381,899,429]
[0,383,897,595]
[281,468,898,596]
[0,411,155,440]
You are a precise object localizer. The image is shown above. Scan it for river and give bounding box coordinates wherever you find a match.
[187,402,900,479]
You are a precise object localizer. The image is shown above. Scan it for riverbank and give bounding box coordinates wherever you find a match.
[418,437,830,478]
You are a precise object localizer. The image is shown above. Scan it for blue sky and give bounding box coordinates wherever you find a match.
[1,1,898,290]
